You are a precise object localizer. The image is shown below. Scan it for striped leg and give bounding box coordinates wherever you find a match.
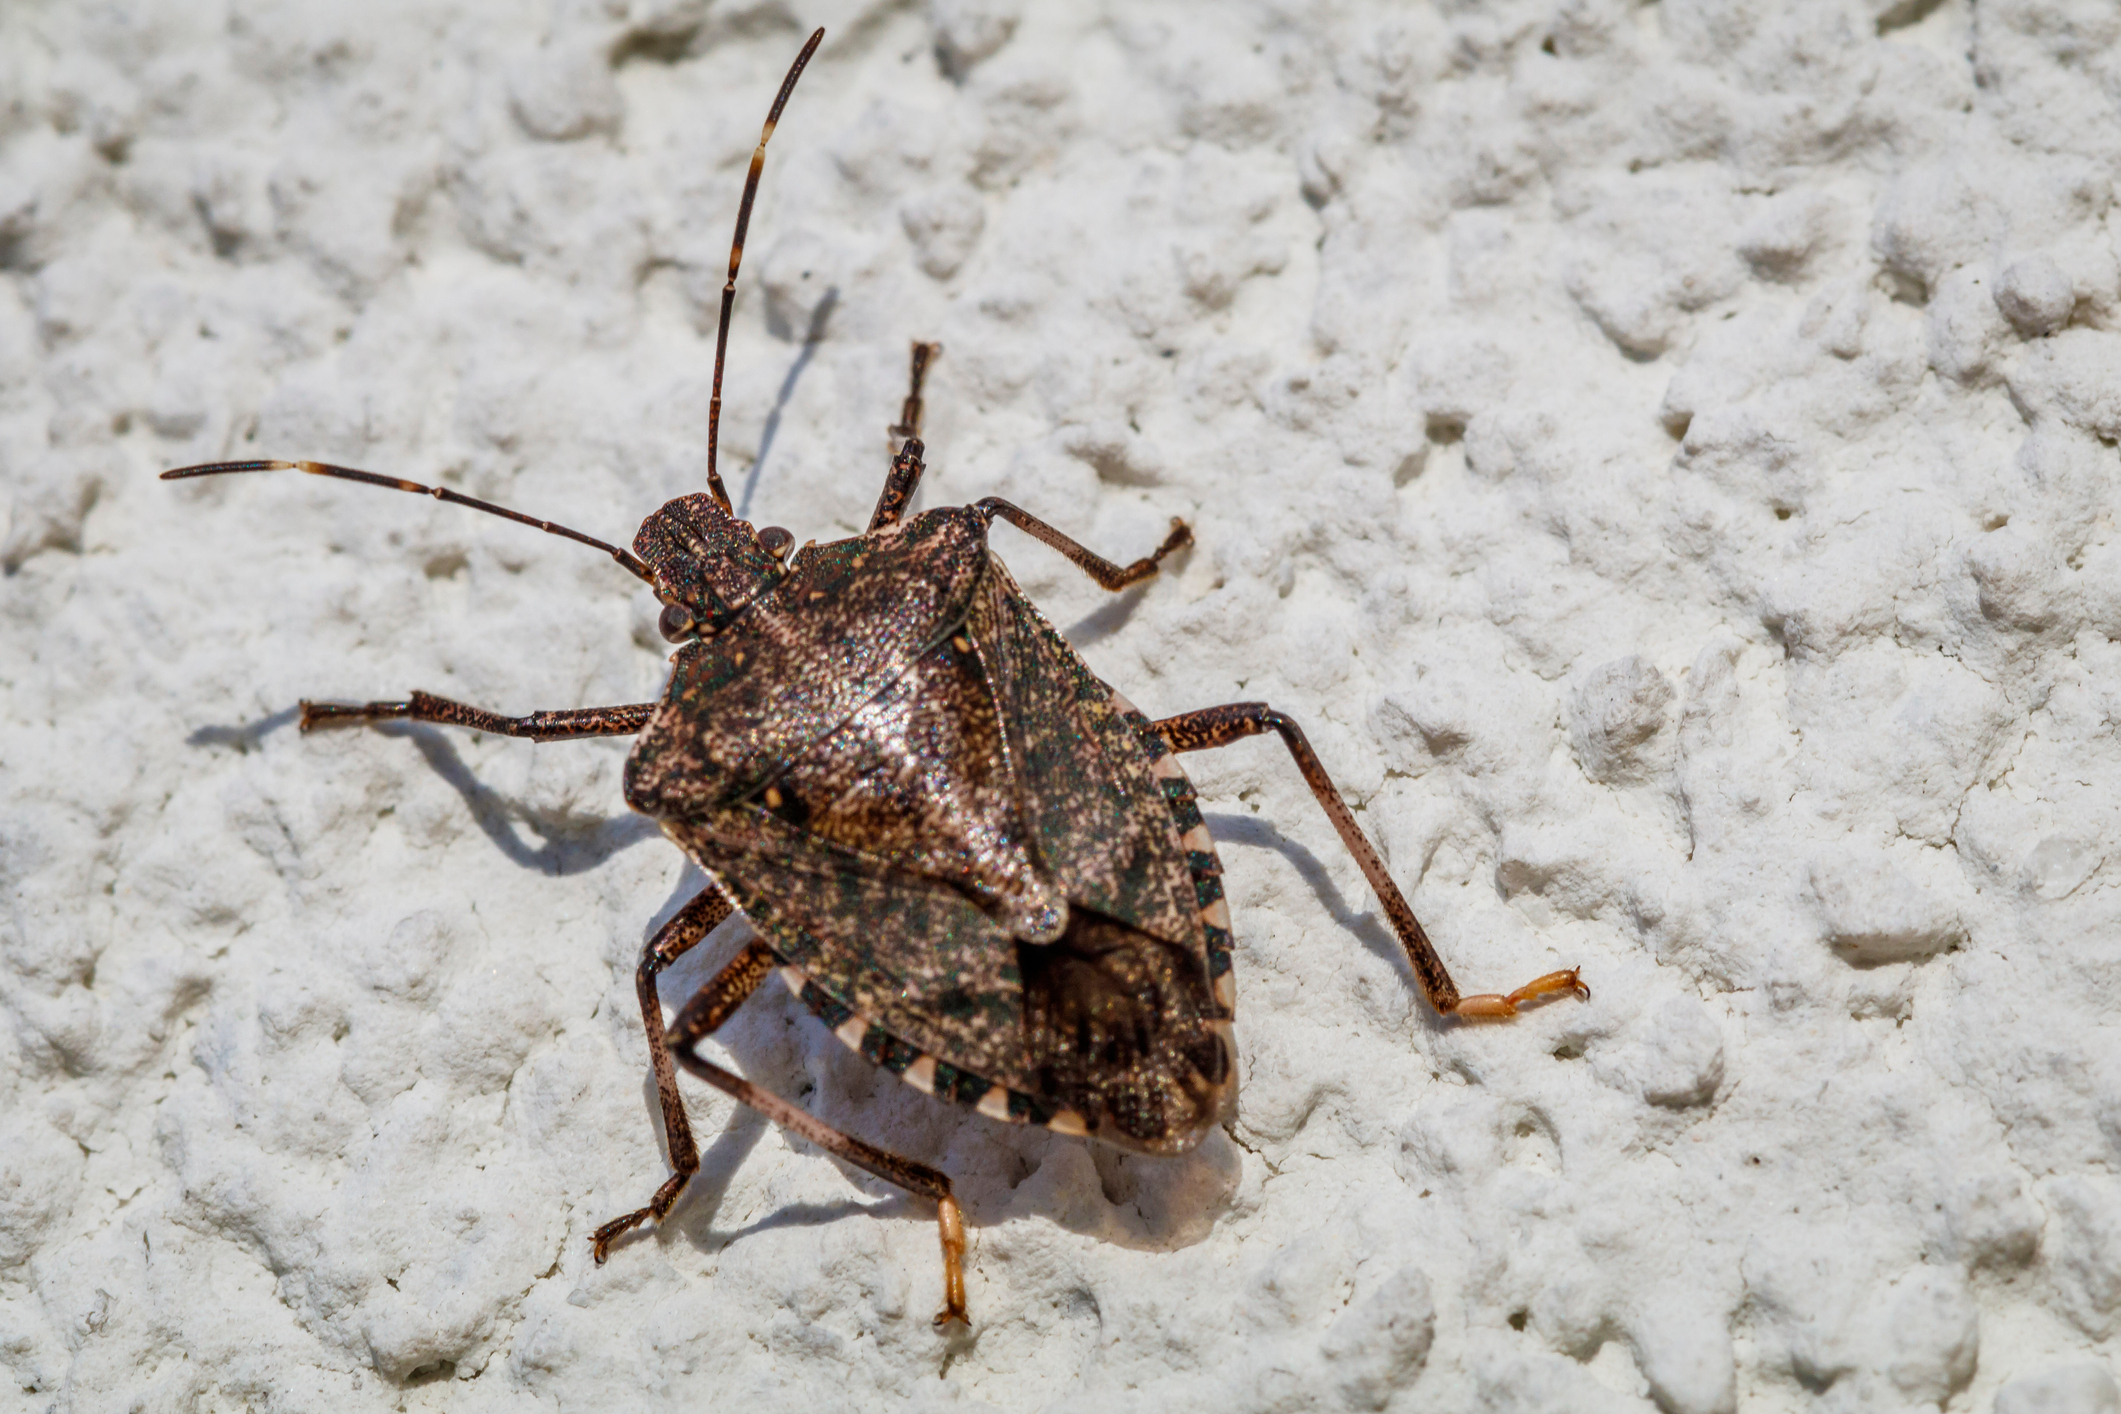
[300,690,656,739]
[666,964,971,1328]
[591,888,739,1261]
[1149,703,1587,1019]
[889,339,942,444]
[975,499,1192,591]
[868,341,943,532]
[868,439,926,533]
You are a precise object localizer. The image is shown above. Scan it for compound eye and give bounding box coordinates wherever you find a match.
[757,526,794,561]
[658,602,698,643]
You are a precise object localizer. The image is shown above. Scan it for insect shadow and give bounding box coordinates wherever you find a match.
[1059,581,1159,650]
[376,722,661,875]
[186,712,657,873]
[660,1081,902,1255]
[184,705,304,753]
[738,286,839,522]
[1203,810,1451,1033]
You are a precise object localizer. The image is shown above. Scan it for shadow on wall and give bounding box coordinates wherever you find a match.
[383,724,661,874]
[1206,809,1454,1033]
[184,710,662,874]
[739,287,839,522]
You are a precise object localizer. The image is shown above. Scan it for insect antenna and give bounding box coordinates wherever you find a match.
[704,26,827,516]
[889,340,942,449]
[160,459,657,584]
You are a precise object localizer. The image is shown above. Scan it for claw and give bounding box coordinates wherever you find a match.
[590,1205,654,1265]
[932,1194,970,1328]
[1451,968,1588,1020]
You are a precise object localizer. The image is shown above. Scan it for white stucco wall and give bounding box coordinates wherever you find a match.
[4,1,2121,1409]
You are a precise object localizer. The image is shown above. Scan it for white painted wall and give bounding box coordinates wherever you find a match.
[4,1,2119,1409]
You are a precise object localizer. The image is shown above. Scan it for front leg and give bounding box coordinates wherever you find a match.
[300,690,656,740]
[868,440,927,533]
[868,340,943,532]
[977,499,1192,592]
[1149,703,1587,1019]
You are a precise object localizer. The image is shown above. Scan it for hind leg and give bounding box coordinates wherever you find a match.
[1148,703,1588,1018]
[664,969,971,1328]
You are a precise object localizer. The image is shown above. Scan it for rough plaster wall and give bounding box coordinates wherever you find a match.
[4,0,2121,1410]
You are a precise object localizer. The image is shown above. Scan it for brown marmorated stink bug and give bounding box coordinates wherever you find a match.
[164,29,1587,1327]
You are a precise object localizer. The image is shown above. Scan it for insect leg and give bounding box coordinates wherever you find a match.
[889,340,942,445]
[975,498,1193,591]
[1148,703,1589,1020]
[666,986,971,1328]
[869,342,943,531]
[299,691,655,739]
[867,439,926,532]
[591,888,747,1262]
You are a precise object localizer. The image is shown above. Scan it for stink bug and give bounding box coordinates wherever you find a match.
[164,28,1586,1328]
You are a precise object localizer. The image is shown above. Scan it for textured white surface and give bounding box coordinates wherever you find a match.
[5,0,2121,1409]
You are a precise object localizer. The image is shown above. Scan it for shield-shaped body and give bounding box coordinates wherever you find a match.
[625,504,1237,1153]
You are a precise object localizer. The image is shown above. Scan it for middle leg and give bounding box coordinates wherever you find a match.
[1150,703,1588,1019]
[301,691,656,739]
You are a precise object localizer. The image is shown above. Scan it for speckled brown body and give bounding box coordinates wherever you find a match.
[625,503,1236,1152]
